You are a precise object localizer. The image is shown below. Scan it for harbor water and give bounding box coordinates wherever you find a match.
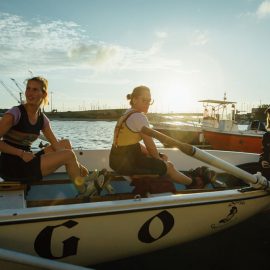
[35,120,269,270]
[33,119,165,150]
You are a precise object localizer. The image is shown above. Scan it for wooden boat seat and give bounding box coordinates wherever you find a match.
[26,188,225,208]
[23,171,160,187]
[27,193,137,207]
[0,181,27,192]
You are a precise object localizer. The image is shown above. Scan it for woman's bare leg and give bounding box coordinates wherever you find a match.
[165,161,192,185]
[40,149,85,192]
[42,139,88,177]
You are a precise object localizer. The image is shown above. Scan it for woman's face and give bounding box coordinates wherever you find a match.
[25,80,46,106]
[132,91,152,113]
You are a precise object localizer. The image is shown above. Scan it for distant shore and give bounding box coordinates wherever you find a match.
[0,107,266,122]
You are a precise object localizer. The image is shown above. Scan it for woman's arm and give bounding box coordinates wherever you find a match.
[141,133,161,159]
[0,114,23,157]
[42,124,61,151]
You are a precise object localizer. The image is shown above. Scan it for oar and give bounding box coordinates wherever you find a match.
[0,247,93,270]
[141,126,269,189]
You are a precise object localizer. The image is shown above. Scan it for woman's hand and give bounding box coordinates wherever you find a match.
[159,152,168,161]
[20,150,35,162]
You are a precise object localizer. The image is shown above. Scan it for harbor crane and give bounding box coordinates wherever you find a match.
[0,80,22,104]
[10,78,24,103]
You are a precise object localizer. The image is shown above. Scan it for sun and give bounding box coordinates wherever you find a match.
[150,78,199,113]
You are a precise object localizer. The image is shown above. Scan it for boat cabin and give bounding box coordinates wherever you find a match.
[199,98,238,132]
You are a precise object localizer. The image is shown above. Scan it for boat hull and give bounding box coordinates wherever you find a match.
[203,130,263,153]
[1,189,270,267]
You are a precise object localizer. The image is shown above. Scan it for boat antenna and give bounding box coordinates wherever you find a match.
[28,70,34,77]
[0,80,21,104]
[10,78,24,104]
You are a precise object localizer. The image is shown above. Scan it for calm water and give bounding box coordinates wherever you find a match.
[33,119,164,149]
[32,120,116,150]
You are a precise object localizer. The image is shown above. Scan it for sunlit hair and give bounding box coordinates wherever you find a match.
[26,76,49,107]
[126,85,151,106]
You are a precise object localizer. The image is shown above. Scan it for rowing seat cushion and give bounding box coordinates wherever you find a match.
[130,175,176,196]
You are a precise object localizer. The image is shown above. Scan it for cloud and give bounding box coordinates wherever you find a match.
[68,43,121,67]
[0,12,84,72]
[155,31,168,39]
[256,1,270,18]
[0,12,185,76]
[190,30,209,46]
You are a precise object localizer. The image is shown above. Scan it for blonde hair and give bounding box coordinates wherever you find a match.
[126,85,150,106]
[26,76,49,106]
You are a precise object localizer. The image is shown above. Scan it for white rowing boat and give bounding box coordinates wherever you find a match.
[0,128,269,269]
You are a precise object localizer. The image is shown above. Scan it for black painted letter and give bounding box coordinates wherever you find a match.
[138,210,174,243]
[34,220,79,259]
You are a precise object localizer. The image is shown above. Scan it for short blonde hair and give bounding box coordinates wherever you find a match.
[27,76,49,106]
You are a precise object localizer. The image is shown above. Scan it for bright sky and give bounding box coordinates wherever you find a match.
[0,0,270,113]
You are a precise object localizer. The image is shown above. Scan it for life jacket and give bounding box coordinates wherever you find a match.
[113,110,142,147]
[3,104,44,150]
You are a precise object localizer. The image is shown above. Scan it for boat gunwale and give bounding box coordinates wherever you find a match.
[0,188,269,226]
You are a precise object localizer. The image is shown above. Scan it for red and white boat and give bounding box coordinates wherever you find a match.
[153,95,267,153]
[200,97,266,153]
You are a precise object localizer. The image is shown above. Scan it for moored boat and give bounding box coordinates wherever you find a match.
[200,97,266,153]
[1,128,269,269]
[203,129,263,153]
[152,120,203,146]
[153,95,266,153]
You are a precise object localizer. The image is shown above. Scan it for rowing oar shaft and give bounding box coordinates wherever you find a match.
[0,247,93,270]
[141,126,269,188]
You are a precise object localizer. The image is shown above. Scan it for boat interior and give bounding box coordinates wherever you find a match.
[0,168,251,210]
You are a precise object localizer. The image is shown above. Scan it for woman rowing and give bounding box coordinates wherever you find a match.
[109,85,214,188]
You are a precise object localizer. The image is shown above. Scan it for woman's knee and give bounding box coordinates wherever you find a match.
[52,149,76,163]
[59,139,72,149]
[65,149,77,161]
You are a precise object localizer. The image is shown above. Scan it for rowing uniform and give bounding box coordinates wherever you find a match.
[109,109,167,175]
[0,105,49,182]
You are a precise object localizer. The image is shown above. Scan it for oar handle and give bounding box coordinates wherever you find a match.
[141,126,195,156]
[142,126,269,189]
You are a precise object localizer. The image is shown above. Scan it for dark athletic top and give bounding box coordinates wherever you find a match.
[3,105,49,151]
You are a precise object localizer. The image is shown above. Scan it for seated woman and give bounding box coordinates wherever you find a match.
[0,76,98,197]
[109,85,213,189]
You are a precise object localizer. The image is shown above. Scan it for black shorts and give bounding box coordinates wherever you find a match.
[0,149,44,183]
[109,143,167,176]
